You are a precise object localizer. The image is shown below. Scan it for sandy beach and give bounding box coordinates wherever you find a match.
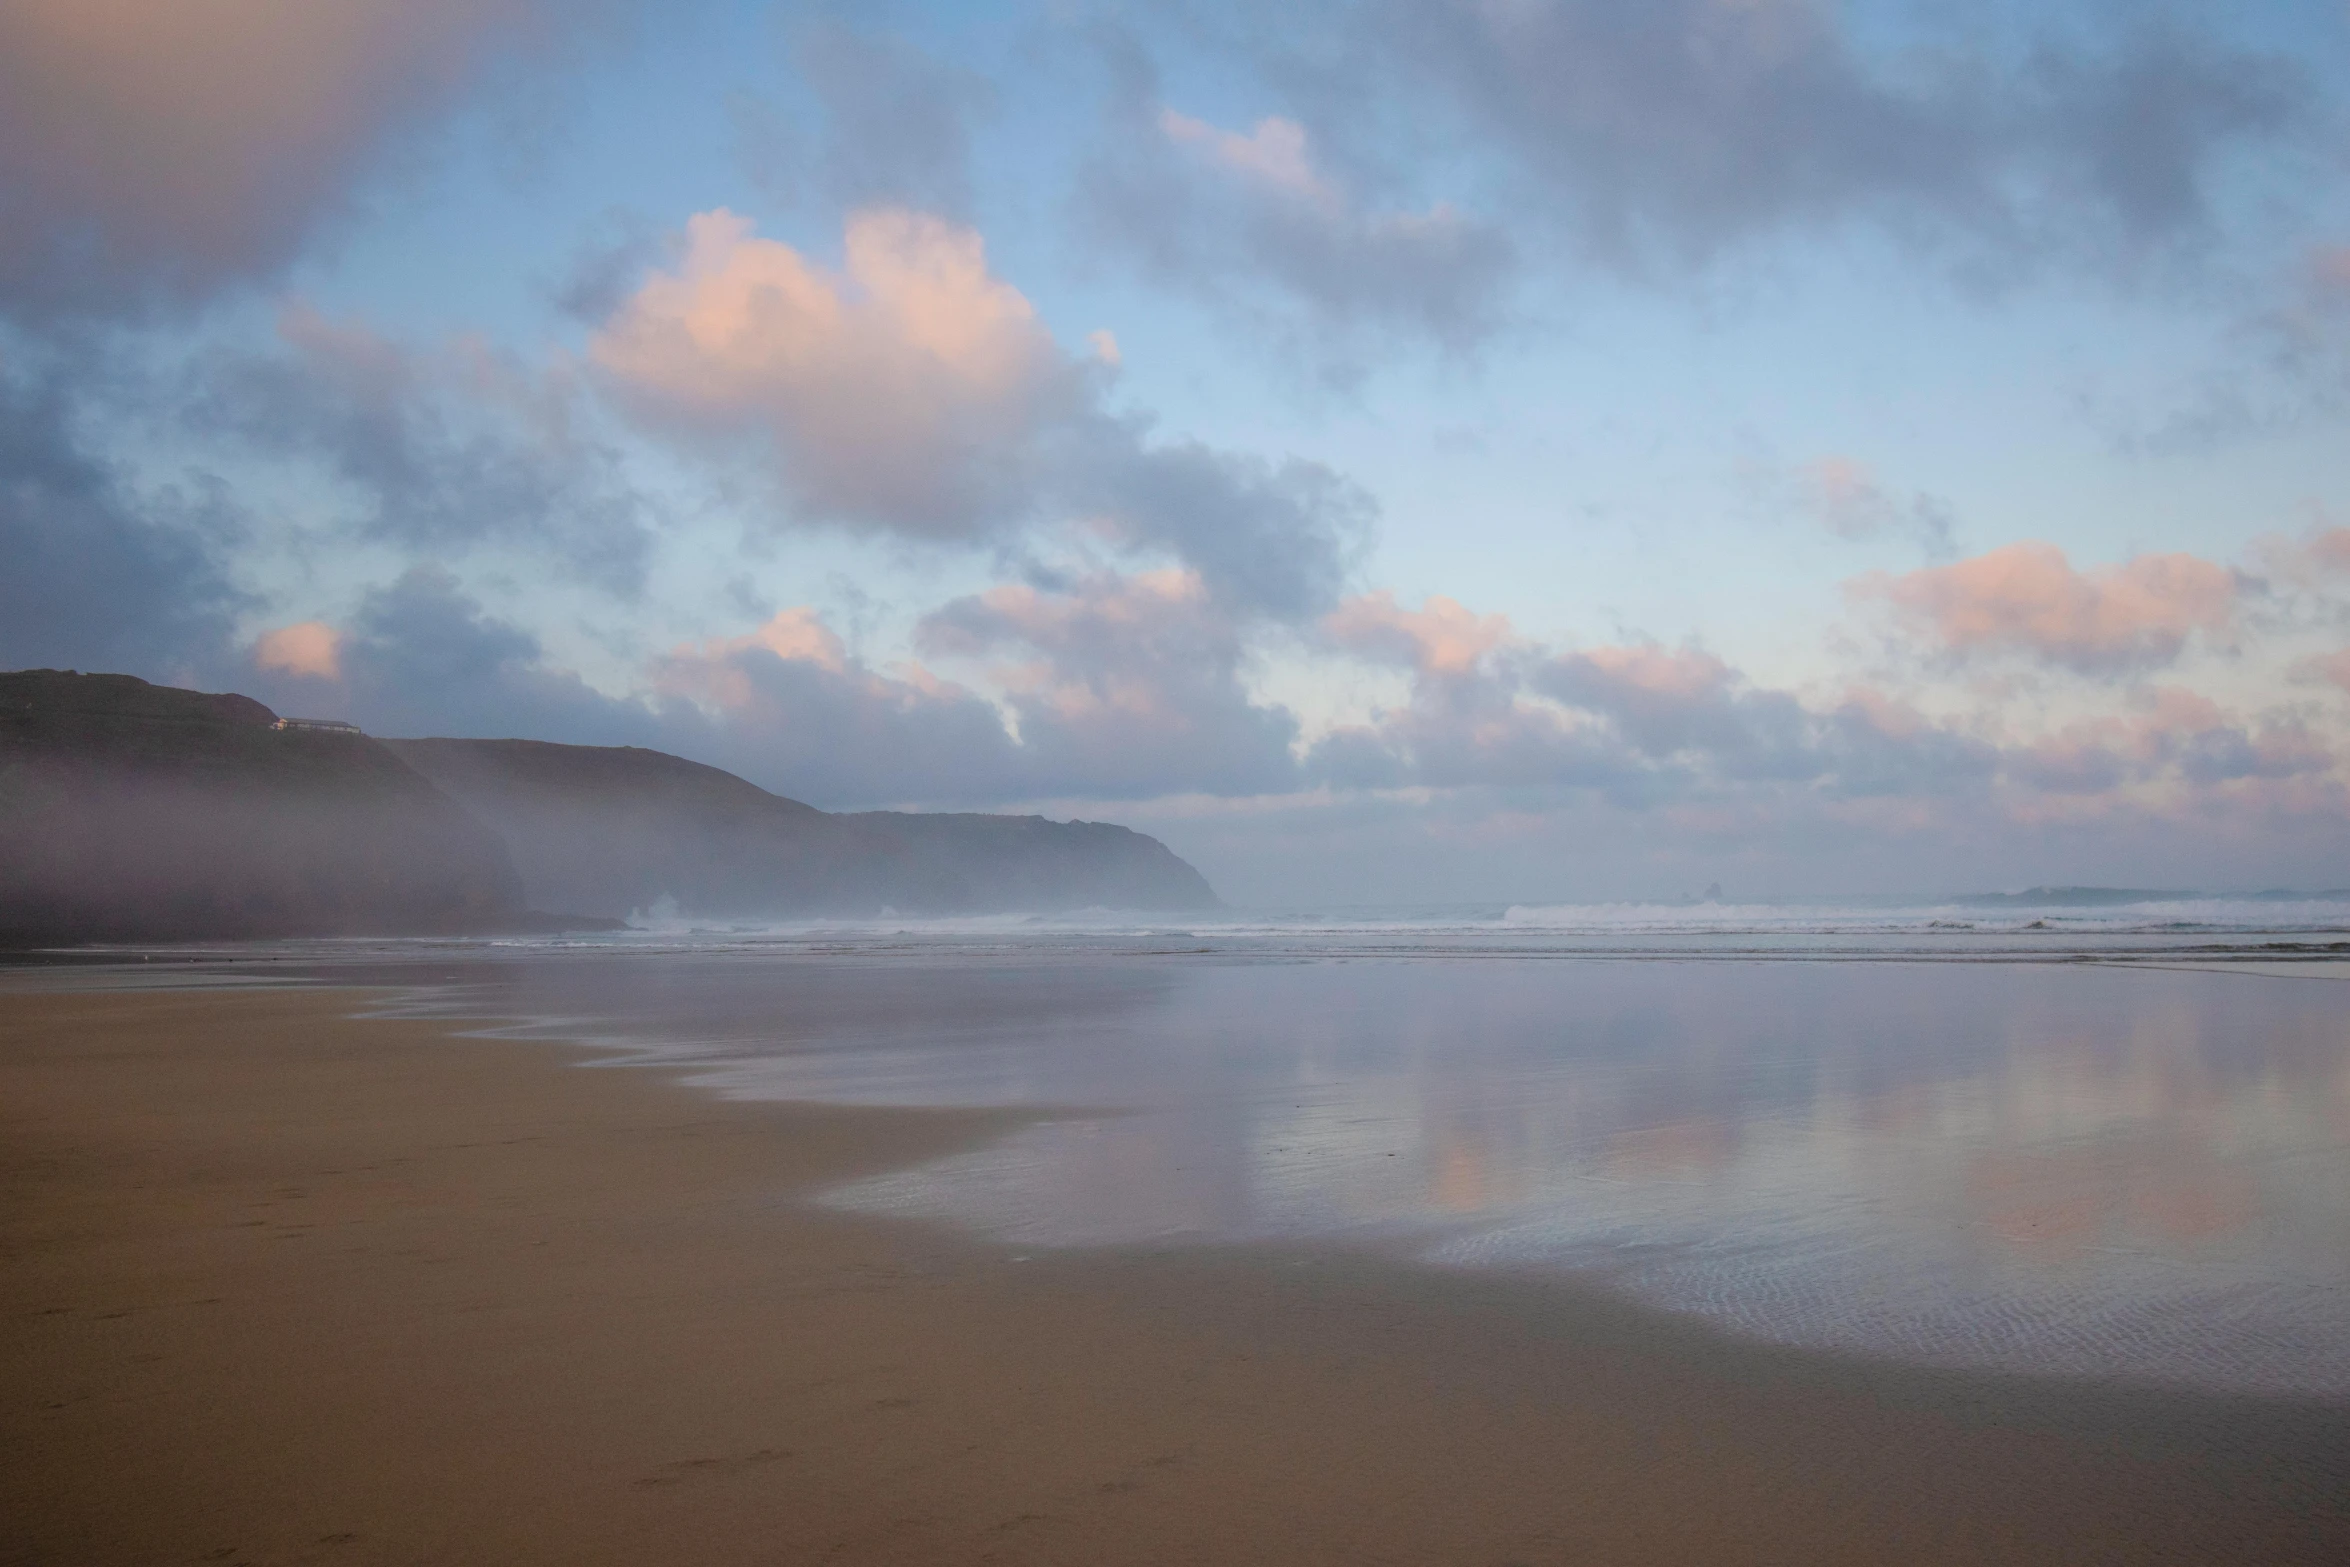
[4,985,2346,1566]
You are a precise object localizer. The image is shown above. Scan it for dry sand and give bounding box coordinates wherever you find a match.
[3,985,2346,1566]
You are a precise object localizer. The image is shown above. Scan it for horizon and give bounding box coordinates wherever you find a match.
[5,2,2349,904]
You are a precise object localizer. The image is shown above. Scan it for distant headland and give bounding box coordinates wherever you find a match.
[1,670,1219,946]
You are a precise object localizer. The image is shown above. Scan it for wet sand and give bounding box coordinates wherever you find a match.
[3,987,2346,1566]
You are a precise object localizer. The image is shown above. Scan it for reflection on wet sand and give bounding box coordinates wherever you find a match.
[408,953,2350,1397]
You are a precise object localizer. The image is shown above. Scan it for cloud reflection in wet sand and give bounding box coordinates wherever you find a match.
[446,952,2350,1397]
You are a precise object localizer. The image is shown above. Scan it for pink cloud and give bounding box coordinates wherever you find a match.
[1780,455,1954,554]
[2013,687,2331,795]
[1852,541,2237,671]
[1568,642,1734,701]
[1324,591,1514,676]
[1836,684,1934,740]
[593,207,1074,535]
[0,0,566,314]
[656,608,854,715]
[252,620,345,681]
[2296,648,2350,695]
[2308,528,2350,573]
[1159,110,1333,206]
[1802,456,1890,538]
[658,606,883,718]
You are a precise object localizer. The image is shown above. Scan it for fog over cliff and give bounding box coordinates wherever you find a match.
[1,671,1219,945]
[384,737,1220,921]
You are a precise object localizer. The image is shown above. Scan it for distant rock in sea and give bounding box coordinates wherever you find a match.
[383,737,1222,918]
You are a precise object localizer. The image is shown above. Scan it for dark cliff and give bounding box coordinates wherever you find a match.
[0,671,532,943]
[836,808,1223,916]
[384,738,1221,918]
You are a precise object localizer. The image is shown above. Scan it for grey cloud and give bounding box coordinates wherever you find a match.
[192,311,654,593]
[2029,26,2305,248]
[726,89,806,212]
[549,210,666,324]
[0,358,248,674]
[309,565,657,742]
[2003,705,2329,796]
[1379,0,1992,264]
[1811,704,1999,799]
[798,22,994,220]
[1536,649,1822,782]
[2171,721,2323,785]
[1785,459,1960,559]
[665,643,1027,809]
[2115,245,2350,449]
[1056,428,1373,619]
[1308,660,1650,799]
[1309,620,2002,806]
[1236,0,2309,278]
[918,573,1302,799]
[1074,36,1517,360]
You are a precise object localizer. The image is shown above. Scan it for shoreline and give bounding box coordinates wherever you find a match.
[5,984,2347,1564]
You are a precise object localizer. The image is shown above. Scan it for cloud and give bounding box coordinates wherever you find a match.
[653,607,1027,806]
[2295,648,2350,698]
[2011,687,2330,795]
[0,360,248,674]
[2120,242,2350,447]
[593,206,1076,536]
[1311,595,1828,798]
[1852,542,2240,673]
[1798,456,1957,557]
[243,566,1312,808]
[797,22,994,220]
[1077,72,1517,359]
[1325,587,2331,826]
[1320,594,1834,788]
[2259,242,2350,401]
[1325,591,1513,676]
[0,0,584,321]
[595,207,1369,617]
[1535,643,1816,780]
[2028,21,2308,247]
[1250,0,2307,277]
[230,566,666,750]
[1059,437,1371,619]
[252,621,345,682]
[1160,111,1331,202]
[2250,523,2350,600]
[195,304,654,591]
[229,572,1030,807]
[1306,588,2049,808]
[327,565,649,742]
[918,570,1302,798]
[2313,528,2350,574]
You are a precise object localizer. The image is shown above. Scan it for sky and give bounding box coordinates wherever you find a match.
[4,0,2350,905]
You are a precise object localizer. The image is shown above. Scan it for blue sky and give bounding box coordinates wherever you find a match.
[5,0,2350,902]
